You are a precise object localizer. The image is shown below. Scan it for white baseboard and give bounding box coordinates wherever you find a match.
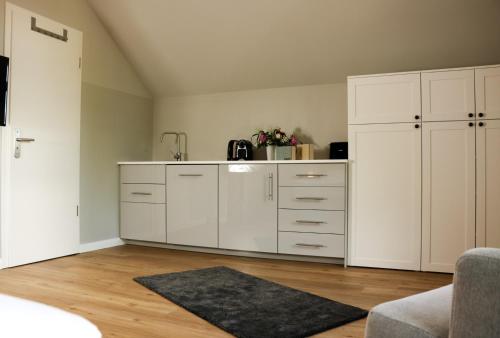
[79,237,124,253]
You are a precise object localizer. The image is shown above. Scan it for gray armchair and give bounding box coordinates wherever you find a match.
[364,248,500,338]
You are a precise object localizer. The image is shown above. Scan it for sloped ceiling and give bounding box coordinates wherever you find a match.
[88,0,500,97]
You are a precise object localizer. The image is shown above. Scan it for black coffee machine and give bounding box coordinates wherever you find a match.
[227,140,253,160]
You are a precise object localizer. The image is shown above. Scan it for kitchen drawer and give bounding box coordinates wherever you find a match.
[279,209,344,234]
[120,165,165,184]
[120,202,166,243]
[278,232,344,258]
[278,164,345,187]
[120,184,165,203]
[279,187,345,210]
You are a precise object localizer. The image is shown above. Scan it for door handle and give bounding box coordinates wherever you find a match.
[16,137,35,142]
[131,192,152,195]
[178,174,203,177]
[295,197,327,201]
[296,174,326,178]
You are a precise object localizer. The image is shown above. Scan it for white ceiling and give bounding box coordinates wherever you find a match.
[88,0,500,97]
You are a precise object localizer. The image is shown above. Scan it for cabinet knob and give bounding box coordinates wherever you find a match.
[479,122,484,127]
[468,122,475,127]
[414,115,420,120]
[478,112,484,118]
[468,113,474,118]
[415,124,420,129]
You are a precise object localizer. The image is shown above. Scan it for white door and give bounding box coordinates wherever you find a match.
[167,165,218,248]
[348,73,421,124]
[421,122,476,273]
[219,164,277,253]
[476,66,500,120]
[476,120,500,248]
[421,69,475,122]
[2,4,82,267]
[348,123,421,270]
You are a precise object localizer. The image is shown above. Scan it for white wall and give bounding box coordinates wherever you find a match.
[0,0,154,244]
[153,83,347,160]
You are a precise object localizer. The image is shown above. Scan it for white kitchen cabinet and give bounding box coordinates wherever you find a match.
[219,164,278,253]
[278,209,344,234]
[348,73,421,124]
[278,232,344,258]
[120,202,166,242]
[166,165,218,248]
[278,164,345,187]
[476,66,500,120]
[421,122,476,273]
[120,165,165,184]
[348,123,422,270]
[421,69,475,122]
[476,120,500,248]
[279,187,345,211]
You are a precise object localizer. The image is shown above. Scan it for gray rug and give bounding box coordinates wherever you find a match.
[134,266,367,338]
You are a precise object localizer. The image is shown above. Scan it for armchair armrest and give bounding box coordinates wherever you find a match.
[449,248,500,338]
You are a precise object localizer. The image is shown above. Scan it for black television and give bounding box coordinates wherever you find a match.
[0,55,9,126]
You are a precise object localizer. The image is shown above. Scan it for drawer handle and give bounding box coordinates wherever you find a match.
[131,192,153,195]
[178,174,203,177]
[296,220,326,224]
[295,197,327,201]
[295,243,325,248]
[296,174,327,178]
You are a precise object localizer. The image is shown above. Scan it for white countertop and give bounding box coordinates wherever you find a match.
[118,159,348,165]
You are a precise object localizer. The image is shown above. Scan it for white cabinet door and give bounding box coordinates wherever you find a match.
[476,66,500,120]
[219,164,278,253]
[348,123,421,270]
[348,73,421,124]
[166,165,218,248]
[422,122,476,273]
[476,120,500,248]
[120,202,166,243]
[421,69,475,122]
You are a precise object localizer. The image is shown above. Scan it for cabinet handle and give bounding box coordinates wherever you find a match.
[131,192,152,195]
[468,122,475,127]
[296,220,326,224]
[468,113,475,118]
[295,243,325,248]
[414,115,420,120]
[478,112,484,118]
[295,197,327,201]
[296,174,327,178]
[415,124,420,129]
[178,174,203,177]
[268,173,274,200]
[479,122,485,127]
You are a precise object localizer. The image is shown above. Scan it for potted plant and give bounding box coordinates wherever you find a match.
[252,128,298,160]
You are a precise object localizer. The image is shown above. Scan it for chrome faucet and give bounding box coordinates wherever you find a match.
[160,131,187,161]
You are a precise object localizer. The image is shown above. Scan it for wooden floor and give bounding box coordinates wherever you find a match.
[0,245,452,338]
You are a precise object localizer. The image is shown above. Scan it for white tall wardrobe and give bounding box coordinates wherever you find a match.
[348,65,500,273]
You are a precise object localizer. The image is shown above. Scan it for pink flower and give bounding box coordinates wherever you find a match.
[258,131,267,144]
[290,135,298,146]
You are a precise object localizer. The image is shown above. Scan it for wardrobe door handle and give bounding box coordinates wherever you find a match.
[468,113,474,118]
[414,115,420,120]
[415,124,420,129]
[478,112,484,118]
[468,122,475,127]
[478,122,484,127]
